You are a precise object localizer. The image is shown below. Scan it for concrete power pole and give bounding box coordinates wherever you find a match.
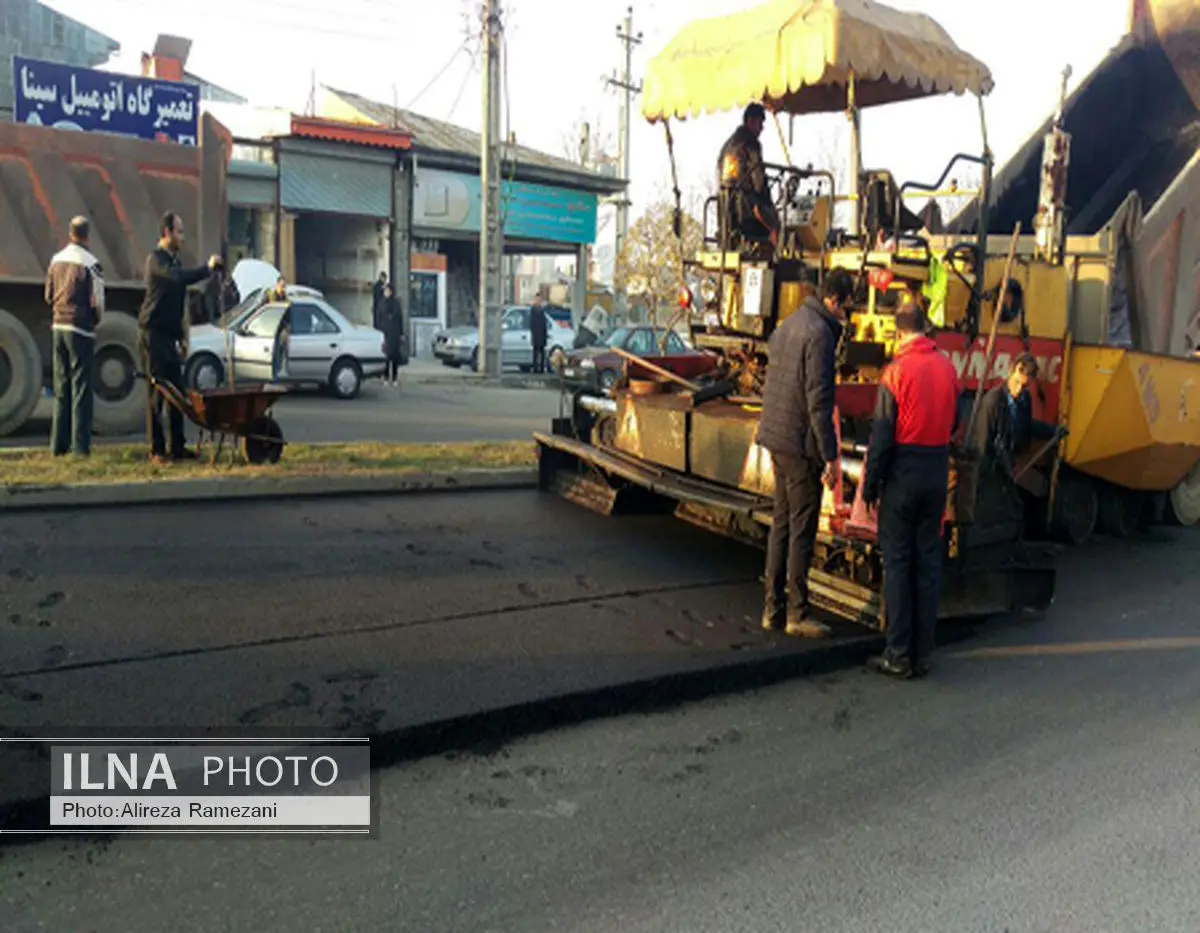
[478,0,505,375]
[606,7,641,318]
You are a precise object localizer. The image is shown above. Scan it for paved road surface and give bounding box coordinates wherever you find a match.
[1,379,562,448]
[0,494,1197,931]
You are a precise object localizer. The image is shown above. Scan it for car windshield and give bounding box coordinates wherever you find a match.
[603,327,632,347]
[218,288,266,329]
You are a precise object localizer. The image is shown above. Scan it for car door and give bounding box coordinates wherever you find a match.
[501,307,531,368]
[233,303,287,382]
[287,301,342,382]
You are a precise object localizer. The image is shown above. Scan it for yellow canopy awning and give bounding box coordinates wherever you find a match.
[642,0,994,122]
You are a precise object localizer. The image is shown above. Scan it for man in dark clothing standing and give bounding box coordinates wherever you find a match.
[756,268,852,638]
[862,298,961,679]
[380,284,405,386]
[717,103,780,249]
[45,215,104,457]
[970,352,1060,474]
[372,272,388,330]
[529,295,549,374]
[139,211,221,464]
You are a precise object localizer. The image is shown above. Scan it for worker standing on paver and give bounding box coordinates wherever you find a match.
[756,268,851,638]
[139,211,221,465]
[45,215,104,458]
[862,297,961,679]
[717,103,780,249]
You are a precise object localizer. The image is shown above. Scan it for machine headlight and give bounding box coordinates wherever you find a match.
[580,358,596,369]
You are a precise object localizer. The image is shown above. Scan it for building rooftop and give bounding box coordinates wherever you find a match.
[320,85,625,195]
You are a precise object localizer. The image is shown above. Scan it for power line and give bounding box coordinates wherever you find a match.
[406,41,470,109]
[447,53,476,122]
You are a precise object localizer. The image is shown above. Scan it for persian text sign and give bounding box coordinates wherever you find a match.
[1,740,374,834]
[12,56,199,146]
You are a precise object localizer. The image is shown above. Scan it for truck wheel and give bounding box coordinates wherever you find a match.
[1050,469,1098,545]
[1097,485,1143,538]
[1167,460,1200,526]
[92,314,147,436]
[0,309,41,437]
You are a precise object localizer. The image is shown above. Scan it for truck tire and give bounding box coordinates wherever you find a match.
[1166,461,1200,526]
[92,314,147,436]
[1049,468,1098,545]
[0,308,41,437]
[1097,484,1143,538]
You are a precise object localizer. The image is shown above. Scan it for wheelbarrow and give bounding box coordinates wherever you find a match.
[148,377,288,465]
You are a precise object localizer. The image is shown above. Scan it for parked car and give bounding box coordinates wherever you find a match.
[432,305,575,371]
[561,325,705,392]
[185,290,387,400]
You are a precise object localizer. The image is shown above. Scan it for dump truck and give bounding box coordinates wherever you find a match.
[0,114,228,437]
[535,0,1200,630]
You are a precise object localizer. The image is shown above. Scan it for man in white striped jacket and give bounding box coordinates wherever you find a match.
[44,215,104,457]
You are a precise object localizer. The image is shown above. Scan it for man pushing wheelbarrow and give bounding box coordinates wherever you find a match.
[139,212,287,466]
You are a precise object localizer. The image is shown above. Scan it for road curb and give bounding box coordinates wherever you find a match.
[0,634,881,840]
[400,372,561,391]
[0,468,538,512]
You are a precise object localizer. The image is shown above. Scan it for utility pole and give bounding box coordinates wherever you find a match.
[478,0,504,375]
[606,7,641,318]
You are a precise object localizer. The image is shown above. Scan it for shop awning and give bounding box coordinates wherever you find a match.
[641,0,994,122]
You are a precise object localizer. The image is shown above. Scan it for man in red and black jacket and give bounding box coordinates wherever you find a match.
[861,298,961,679]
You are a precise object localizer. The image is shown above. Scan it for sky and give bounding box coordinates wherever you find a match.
[41,0,1132,255]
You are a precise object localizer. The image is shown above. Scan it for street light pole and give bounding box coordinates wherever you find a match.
[478,0,504,375]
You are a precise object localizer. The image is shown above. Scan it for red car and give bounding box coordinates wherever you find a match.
[560,325,707,392]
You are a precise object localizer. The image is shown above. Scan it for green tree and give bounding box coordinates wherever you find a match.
[615,201,704,322]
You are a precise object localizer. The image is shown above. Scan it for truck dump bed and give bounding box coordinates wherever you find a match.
[0,116,227,289]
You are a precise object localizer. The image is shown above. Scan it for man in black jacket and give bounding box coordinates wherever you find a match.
[529,295,549,374]
[756,268,852,638]
[717,103,780,249]
[139,211,221,464]
[970,352,1060,474]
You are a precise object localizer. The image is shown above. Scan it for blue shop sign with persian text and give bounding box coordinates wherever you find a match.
[12,56,199,146]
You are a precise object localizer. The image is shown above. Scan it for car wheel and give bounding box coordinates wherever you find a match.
[470,346,479,372]
[92,313,147,436]
[329,357,363,400]
[598,368,619,391]
[186,352,225,391]
[0,308,41,437]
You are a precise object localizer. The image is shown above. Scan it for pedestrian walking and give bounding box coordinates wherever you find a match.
[861,296,961,679]
[755,268,852,638]
[380,284,405,386]
[530,295,548,374]
[139,211,221,465]
[44,215,104,457]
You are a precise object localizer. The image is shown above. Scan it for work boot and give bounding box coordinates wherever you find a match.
[761,607,785,632]
[785,617,832,639]
[913,660,932,678]
[149,454,170,467]
[868,655,914,679]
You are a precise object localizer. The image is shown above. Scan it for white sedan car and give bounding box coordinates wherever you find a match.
[186,290,387,399]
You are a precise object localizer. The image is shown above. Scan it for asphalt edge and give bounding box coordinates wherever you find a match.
[0,468,538,513]
[0,634,881,844]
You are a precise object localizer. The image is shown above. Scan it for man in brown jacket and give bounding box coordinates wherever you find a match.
[44,216,104,457]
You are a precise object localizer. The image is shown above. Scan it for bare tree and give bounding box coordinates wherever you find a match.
[615,200,704,321]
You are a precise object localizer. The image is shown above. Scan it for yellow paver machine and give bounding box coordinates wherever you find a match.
[536,0,1200,628]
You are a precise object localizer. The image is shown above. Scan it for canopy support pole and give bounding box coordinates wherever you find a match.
[847,73,863,237]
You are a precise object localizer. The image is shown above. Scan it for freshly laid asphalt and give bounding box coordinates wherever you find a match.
[1,490,1198,931]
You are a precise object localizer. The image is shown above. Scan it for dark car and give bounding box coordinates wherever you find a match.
[560,325,701,391]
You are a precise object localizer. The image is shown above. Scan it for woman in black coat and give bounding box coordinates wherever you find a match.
[380,285,405,386]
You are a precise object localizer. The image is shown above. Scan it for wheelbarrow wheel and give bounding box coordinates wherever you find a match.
[242,415,284,465]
